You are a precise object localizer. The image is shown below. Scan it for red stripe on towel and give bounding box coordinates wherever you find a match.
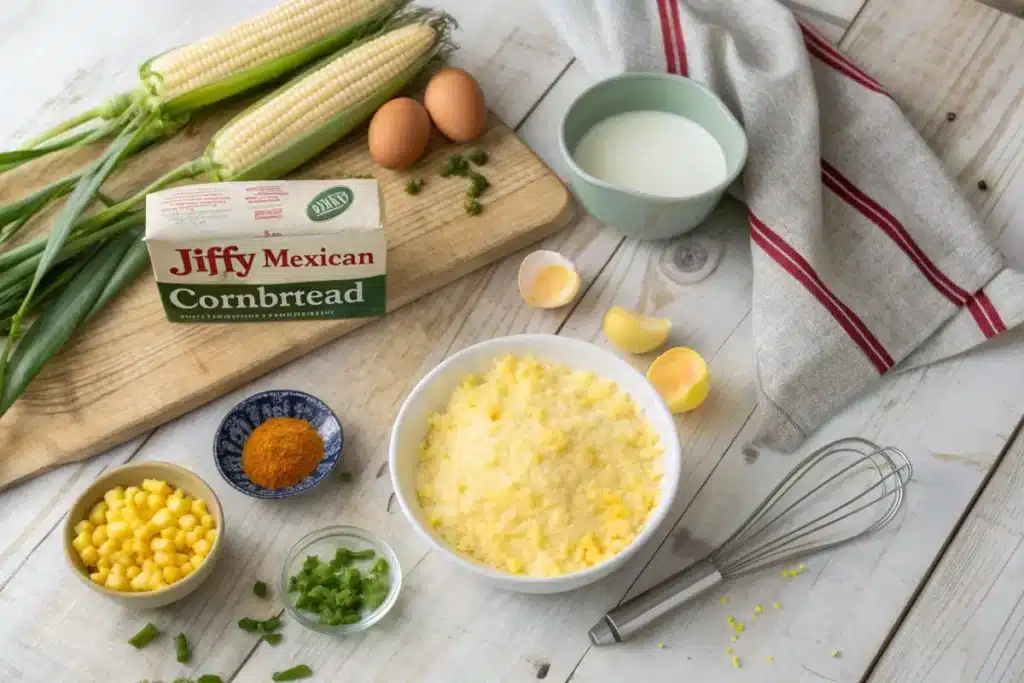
[799,24,886,95]
[967,290,1006,338]
[750,213,895,373]
[656,0,678,74]
[820,160,970,305]
[799,21,887,93]
[667,0,688,76]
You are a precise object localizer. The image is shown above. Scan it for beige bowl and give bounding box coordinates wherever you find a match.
[64,461,225,609]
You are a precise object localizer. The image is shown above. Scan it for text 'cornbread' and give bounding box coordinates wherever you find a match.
[416,355,664,577]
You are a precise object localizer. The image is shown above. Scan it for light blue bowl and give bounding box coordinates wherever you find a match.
[559,72,748,240]
[214,389,343,499]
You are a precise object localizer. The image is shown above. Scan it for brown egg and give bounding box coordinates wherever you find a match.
[367,97,432,170]
[423,67,486,142]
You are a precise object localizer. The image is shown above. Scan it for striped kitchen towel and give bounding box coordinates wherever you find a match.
[537,0,1023,450]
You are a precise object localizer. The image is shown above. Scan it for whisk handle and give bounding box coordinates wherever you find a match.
[588,559,723,645]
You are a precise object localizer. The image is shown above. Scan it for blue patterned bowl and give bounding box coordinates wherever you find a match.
[213,389,343,499]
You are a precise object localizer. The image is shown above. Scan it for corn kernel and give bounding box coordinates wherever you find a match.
[88,502,108,526]
[120,538,134,553]
[72,532,91,552]
[166,496,188,515]
[204,529,218,545]
[192,499,208,516]
[130,573,149,591]
[142,559,157,573]
[133,491,148,507]
[177,514,198,531]
[142,479,171,495]
[159,527,177,540]
[192,539,211,557]
[151,538,172,553]
[146,493,166,511]
[185,530,200,546]
[121,507,139,524]
[131,538,146,555]
[97,539,117,557]
[104,486,125,504]
[199,514,215,531]
[179,563,194,578]
[80,546,99,567]
[151,508,175,529]
[90,570,107,585]
[173,530,188,551]
[163,566,181,584]
[137,507,154,522]
[174,553,191,567]
[172,487,185,498]
[154,551,174,567]
[124,486,140,501]
[108,499,126,512]
[107,521,130,540]
[190,556,205,571]
[126,566,141,580]
[152,580,169,591]
[74,520,94,536]
[91,526,108,547]
[111,563,126,577]
[97,557,112,571]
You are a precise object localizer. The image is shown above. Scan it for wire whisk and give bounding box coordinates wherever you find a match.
[589,437,912,645]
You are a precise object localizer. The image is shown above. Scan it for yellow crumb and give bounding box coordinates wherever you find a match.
[735,622,745,632]
[731,655,741,669]
[773,601,782,609]
[726,647,733,653]
[753,604,763,614]
[766,655,774,663]
[782,569,791,578]
[720,595,729,605]
[831,650,842,658]
[658,642,665,649]
[731,635,738,643]
[799,563,807,570]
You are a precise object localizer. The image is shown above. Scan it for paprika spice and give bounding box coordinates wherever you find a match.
[242,417,324,489]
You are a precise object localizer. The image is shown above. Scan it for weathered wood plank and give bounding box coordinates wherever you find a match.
[868,419,1024,682]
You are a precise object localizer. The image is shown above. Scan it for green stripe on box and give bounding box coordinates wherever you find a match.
[156,275,385,323]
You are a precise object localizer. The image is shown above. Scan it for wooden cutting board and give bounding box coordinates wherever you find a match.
[0,106,573,491]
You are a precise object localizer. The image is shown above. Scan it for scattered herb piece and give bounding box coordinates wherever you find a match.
[173,678,193,683]
[720,595,728,605]
[337,470,354,483]
[174,632,191,663]
[272,665,313,681]
[405,178,425,195]
[766,655,774,662]
[946,111,956,122]
[831,650,842,658]
[264,633,284,645]
[773,601,782,609]
[197,676,223,683]
[465,198,482,216]
[440,154,470,177]
[978,179,989,191]
[129,623,160,649]
[725,646,733,653]
[467,171,490,198]
[238,617,261,633]
[731,655,741,669]
[468,149,489,165]
[254,580,268,598]
[260,616,283,633]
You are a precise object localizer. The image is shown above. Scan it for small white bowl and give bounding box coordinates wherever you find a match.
[388,334,682,594]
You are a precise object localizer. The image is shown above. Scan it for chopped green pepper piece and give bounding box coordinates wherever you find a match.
[465,198,482,216]
[404,178,424,195]
[467,171,490,198]
[174,632,190,663]
[272,665,313,681]
[196,676,223,683]
[468,149,489,165]
[260,616,282,633]
[253,581,268,598]
[128,623,159,649]
[371,557,390,576]
[263,633,283,645]
[440,154,470,177]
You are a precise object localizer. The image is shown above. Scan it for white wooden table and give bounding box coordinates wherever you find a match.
[1,1,1022,681]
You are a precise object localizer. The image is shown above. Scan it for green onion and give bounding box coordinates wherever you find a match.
[128,623,160,649]
[467,149,488,165]
[440,153,469,177]
[254,580,268,598]
[404,178,424,195]
[263,633,283,645]
[272,665,313,681]
[465,198,482,215]
[196,676,224,683]
[174,633,191,663]
[467,171,489,198]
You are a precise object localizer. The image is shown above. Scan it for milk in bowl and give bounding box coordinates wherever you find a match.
[559,73,748,240]
[572,110,728,199]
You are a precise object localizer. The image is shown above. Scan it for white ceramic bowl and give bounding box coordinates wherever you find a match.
[389,334,682,594]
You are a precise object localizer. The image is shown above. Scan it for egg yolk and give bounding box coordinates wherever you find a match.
[527,265,573,305]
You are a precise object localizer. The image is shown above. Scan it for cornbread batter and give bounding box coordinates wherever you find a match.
[416,355,663,576]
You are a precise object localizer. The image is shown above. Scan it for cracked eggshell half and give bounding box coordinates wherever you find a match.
[518,250,581,309]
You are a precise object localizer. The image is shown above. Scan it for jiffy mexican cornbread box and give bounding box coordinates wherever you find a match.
[144,180,385,323]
